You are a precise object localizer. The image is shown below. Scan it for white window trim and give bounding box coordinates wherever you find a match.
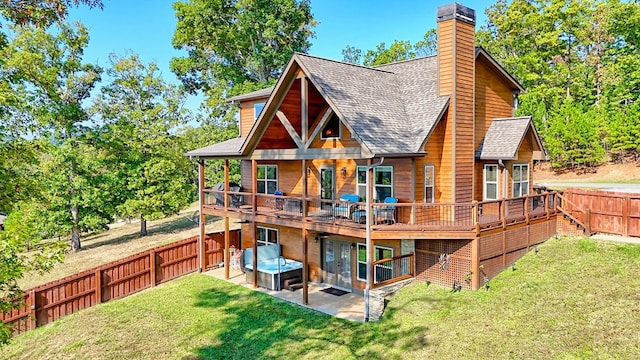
[424,165,435,203]
[256,226,279,246]
[257,164,278,194]
[357,244,394,281]
[356,165,394,201]
[483,164,499,201]
[254,102,265,120]
[512,163,530,197]
[320,114,342,140]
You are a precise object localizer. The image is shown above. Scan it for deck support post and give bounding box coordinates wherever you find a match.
[224,217,230,280]
[471,235,480,290]
[224,160,230,279]
[364,157,384,322]
[198,160,206,272]
[253,222,258,288]
[303,228,309,305]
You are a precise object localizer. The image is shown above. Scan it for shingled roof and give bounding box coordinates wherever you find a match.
[186,137,246,158]
[227,87,274,102]
[285,53,450,155]
[476,117,540,160]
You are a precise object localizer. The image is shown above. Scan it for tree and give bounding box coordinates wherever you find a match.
[171,0,316,123]
[1,22,110,251]
[0,201,66,345]
[96,54,194,236]
[0,0,102,28]
[342,29,437,66]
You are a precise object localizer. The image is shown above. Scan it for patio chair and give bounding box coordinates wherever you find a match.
[375,197,397,224]
[334,193,359,219]
[267,190,284,210]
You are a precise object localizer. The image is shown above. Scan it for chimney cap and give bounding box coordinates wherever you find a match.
[436,3,476,25]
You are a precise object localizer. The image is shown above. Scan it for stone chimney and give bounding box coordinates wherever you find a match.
[437,3,476,203]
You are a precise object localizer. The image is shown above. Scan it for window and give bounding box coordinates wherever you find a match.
[424,165,435,203]
[356,166,393,201]
[254,102,265,120]
[484,164,498,200]
[257,165,278,194]
[357,244,394,281]
[256,226,278,246]
[512,164,529,197]
[321,114,341,139]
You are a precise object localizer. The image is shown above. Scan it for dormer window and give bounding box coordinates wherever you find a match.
[321,114,341,139]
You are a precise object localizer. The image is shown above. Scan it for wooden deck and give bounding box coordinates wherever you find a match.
[202,191,557,239]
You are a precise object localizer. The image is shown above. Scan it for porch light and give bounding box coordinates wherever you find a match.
[341,167,347,178]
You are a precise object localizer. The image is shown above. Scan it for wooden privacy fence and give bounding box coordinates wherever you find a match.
[2,230,240,336]
[562,189,640,237]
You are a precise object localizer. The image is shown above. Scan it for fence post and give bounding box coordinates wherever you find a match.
[28,290,36,330]
[150,250,157,287]
[585,209,591,236]
[623,196,629,237]
[95,269,102,304]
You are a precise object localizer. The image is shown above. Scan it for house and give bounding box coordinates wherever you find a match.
[187,3,557,320]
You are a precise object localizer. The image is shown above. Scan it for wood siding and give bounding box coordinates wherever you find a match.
[437,16,475,204]
[418,112,448,202]
[239,98,268,138]
[474,57,514,149]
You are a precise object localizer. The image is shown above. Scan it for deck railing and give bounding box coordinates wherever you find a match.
[202,189,559,233]
[372,253,414,287]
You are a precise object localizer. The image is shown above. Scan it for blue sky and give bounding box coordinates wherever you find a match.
[68,0,495,112]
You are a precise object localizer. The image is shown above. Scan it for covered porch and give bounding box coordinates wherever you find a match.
[205,266,365,322]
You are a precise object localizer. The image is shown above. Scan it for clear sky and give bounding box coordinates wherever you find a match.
[68,0,495,112]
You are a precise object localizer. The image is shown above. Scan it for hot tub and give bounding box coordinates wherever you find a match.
[244,257,303,290]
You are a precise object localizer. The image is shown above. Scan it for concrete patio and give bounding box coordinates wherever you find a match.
[204,267,365,322]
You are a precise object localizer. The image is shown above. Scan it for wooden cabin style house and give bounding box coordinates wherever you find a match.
[187,3,557,320]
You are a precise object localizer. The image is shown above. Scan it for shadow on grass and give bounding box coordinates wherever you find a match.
[189,282,433,359]
[82,215,220,251]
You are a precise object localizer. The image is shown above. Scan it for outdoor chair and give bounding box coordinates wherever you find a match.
[267,190,284,210]
[375,197,397,224]
[334,194,359,219]
[351,197,398,224]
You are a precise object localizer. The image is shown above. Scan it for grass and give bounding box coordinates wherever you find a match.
[19,205,241,289]
[5,235,640,359]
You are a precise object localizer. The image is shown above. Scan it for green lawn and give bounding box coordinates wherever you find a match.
[5,236,640,359]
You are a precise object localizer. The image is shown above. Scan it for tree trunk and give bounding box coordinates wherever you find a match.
[140,215,147,236]
[70,204,81,251]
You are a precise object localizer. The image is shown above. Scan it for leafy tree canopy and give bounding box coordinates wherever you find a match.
[171,0,316,122]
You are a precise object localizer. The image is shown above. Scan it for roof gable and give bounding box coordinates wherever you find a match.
[476,116,544,160]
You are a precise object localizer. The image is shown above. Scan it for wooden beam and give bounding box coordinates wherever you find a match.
[224,217,230,280]
[301,76,308,144]
[198,160,206,272]
[253,221,258,288]
[224,159,230,279]
[303,228,309,305]
[251,160,257,212]
[302,159,308,219]
[305,106,332,148]
[224,159,229,209]
[276,110,304,149]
